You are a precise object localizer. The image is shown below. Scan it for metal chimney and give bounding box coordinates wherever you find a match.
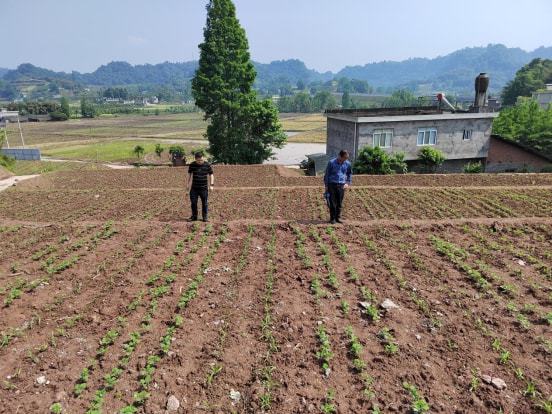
[473,73,489,112]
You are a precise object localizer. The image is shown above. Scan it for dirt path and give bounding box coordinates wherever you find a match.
[0,175,39,192]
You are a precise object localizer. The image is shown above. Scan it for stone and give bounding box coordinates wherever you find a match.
[359,301,371,309]
[167,395,180,411]
[381,299,399,310]
[229,389,241,405]
[36,375,47,385]
[491,377,507,390]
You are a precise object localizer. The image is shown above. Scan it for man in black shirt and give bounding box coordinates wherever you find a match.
[187,152,214,222]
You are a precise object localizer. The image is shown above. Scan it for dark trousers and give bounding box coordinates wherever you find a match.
[328,183,345,220]
[190,187,209,219]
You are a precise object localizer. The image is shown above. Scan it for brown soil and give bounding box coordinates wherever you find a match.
[0,166,13,180]
[0,167,551,413]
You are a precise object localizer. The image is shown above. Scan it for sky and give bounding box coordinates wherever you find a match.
[2,0,551,73]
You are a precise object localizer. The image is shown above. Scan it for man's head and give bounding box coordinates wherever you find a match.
[195,151,205,164]
[337,149,349,163]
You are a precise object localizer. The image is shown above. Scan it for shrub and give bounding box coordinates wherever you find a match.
[154,144,164,157]
[463,161,483,173]
[354,146,407,175]
[169,145,185,158]
[541,165,552,173]
[418,147,445,173]
[133,145,145,159]
[49,111,68,121]
[0,130,15,171]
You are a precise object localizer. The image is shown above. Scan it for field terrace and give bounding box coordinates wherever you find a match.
[0,165,551,413]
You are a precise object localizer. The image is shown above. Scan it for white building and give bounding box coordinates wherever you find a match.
[533,84,552,109]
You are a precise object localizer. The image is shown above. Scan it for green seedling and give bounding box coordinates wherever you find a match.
[403,382,430,413]
[321,389,336,414]
[50,403,62,414]
[206,364,223,386]
[340,300,350,315]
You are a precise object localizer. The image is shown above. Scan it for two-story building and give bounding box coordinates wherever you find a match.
[325,74,551,172]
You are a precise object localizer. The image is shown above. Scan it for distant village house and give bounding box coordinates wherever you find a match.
[325,74,551,173]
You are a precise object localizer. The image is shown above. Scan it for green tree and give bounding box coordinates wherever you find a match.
[192,0,286,164]
[342,91,352,109]
[418,147,446,173]
[312,91,338,112]
[133,145,145,159]
[154,143,164,157]
[60,96,71,118]
[354,146,407,175]
[501,59,552,106]
[80,97,96,118]
[383,89,418,107]
[493,99,552,157]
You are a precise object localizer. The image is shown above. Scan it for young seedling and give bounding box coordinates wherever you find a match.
[50,403,62,414]
[205,364,223,386]
[377,327,399,355]
[469,368,480,393]
[340,300,350,315]
[347,266,359,282]
[316,325,333,376]
[403,382,430,413]
[321,389,337,414]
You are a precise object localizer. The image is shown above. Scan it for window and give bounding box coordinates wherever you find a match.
[417,128,437,146]
[373,128,393,148]
[463,129,473,141]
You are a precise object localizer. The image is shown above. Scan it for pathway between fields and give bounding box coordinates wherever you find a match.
[0,175,39,192]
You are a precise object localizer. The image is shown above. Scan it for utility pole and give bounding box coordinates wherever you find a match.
[17,115,25,147]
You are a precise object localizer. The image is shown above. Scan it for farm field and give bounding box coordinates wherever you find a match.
[0,166,551,413]
[2,112,325,163]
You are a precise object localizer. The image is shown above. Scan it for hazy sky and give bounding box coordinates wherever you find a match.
[2,0,551,73]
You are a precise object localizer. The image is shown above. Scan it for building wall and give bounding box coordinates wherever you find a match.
[356,118,493,161]
[486,137,550,172]
[326,118,356,159]
[1,148,41,161]
[533,91,552,109]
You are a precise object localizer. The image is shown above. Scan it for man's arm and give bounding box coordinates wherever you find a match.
[187,173,193,191]
[209,165,214,190]
[323,161,331,188]
[346,162,353,185]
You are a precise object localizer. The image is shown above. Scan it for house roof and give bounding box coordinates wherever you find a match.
[491,135,552,162]
[325,106,498,123]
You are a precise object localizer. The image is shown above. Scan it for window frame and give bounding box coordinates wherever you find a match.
[463,129,473,141]
[372,128,394,148]
[417,127,437,146]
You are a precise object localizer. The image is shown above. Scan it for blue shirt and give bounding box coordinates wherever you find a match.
[324,158,353,186]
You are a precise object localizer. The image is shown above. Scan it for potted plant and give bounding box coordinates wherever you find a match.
[169,145,186,167]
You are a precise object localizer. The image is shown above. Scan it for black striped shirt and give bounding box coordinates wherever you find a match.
[188,161,213,189]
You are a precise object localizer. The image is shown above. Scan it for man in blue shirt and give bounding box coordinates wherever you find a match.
[324,149,353,224]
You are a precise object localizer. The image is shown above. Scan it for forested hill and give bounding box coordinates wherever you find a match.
[0,68,9,78]
[3,44,552,94]
[336,44,552,94]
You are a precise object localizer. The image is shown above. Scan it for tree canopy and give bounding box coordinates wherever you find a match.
[192,0,285,164]
[493,99,552,158]
[501,59,552,106]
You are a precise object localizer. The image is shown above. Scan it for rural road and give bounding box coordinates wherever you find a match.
[0,175,39,192]
[265,142,326,165]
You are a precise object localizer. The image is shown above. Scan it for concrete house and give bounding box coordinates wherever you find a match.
[325,74,550,172]
[533,84,552,109]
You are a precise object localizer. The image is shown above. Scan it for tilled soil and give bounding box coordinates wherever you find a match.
[0,168,551,413]
[15,166,552,190]
[0,221,551,413]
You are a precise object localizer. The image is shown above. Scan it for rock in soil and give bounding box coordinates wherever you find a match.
[381,299,400,310]
[167,395,180,411]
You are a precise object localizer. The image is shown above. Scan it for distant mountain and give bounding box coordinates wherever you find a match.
[337,44,552,94]
[0,68,10,79]
[3,44,552,96]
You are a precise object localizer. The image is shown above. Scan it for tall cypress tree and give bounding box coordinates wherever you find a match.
[192,0,286,164]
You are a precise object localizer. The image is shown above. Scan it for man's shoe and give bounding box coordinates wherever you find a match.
[336,218,344,224]
[189,216,198,222]
[330,219,336,224]
[202,218,209,223]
